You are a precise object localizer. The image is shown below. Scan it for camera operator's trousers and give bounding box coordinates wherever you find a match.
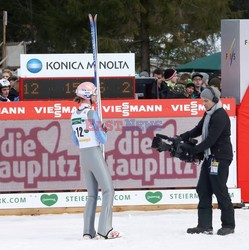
[80,146,114,238]
[196,157,235,229]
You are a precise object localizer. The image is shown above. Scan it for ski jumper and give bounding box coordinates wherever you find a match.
[71,103,114,238]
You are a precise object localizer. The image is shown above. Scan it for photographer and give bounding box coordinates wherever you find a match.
[180,86,235,236]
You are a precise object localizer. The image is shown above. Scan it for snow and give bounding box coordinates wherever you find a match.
[1,208,248,250]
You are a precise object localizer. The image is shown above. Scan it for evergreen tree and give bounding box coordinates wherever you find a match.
[0,0,245,72]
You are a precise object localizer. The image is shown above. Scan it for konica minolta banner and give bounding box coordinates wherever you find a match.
[20,53,135,77]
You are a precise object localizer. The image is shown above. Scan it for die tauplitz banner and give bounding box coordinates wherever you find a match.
[0,99,237,192]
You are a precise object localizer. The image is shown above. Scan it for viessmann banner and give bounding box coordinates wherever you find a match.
[20,53,135,77]
[0,99,236,120]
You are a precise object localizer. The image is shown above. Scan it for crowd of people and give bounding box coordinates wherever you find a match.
[139,68,221,99]
[0,68,19,102]
[0,66,221,102]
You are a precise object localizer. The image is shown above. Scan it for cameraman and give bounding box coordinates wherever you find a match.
[180,86,235,236]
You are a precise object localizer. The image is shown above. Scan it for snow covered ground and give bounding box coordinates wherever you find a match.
[1,208,248,250]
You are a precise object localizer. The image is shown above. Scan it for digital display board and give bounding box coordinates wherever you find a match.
[20,77,135,100]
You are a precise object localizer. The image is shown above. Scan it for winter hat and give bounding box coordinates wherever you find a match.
[139,71,149,77]
[186,82,196,89]
[192,72,203,80]
[200,86,221,102]
[201,72,209,83]
[164,69,177,80]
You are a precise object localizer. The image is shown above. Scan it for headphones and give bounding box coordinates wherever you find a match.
[206,86,219,103]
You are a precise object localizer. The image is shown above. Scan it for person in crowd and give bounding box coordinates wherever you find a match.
[8,75,19,101]
[180,86,235,236]
[178,73,192,86]
[164,68,178,88]
[152,68,168,98]
[192,72,205,98]
[139,70,149,77]
[164,68,186,98]
[0,78,11,102]
[1,68,13,80]
[71,82,120,240]
[153,68,164,79]
[184,82,196,98]
[201,72,209,88]
[208,77,221,92]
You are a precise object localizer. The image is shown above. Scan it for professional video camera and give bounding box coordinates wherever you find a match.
[151,133,203,163]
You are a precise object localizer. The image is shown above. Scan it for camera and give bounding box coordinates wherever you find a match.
[151,133,203,163]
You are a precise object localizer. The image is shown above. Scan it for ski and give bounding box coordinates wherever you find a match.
[88,13,103,121]
[89,13,105,156]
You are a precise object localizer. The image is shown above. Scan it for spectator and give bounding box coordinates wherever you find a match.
[185,82,196,98]
[152,68,164,79]
[8,75,19,101]
[164,69,178,88]
[139,70,149,77]
[192,72,204,98]
[208,77,221,92]
[0,78,11,102]
[201,72,209,88]
[152,68,168,99]
[178,73,192,86]
[164,69,185,98]
[1,68,13,80]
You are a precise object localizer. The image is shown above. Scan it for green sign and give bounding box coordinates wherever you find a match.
[145,191,162,204]
[40,194,58,206]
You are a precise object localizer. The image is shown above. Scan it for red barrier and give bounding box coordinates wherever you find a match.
[237,87,249,202]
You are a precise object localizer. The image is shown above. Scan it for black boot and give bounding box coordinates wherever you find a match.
[217,227,234,236]
[187,227,213,235]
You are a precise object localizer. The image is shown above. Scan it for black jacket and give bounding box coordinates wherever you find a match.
[8,88,19,101]
[180,108,233,160]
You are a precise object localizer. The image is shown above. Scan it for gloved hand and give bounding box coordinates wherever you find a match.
[180,143,195,155]
[179,132,190,141]
[102,123,108,133]
[174,135,183,144]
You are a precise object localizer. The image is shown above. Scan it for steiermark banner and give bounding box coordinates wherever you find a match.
[0,189,241,209]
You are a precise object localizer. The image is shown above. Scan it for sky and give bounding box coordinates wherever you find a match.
[0,208,248,250]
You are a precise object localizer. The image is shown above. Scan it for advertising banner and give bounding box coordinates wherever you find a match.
[20,53,135,77]
[0,99,237,192]
[0,189,241,209]
[0,99,236,120]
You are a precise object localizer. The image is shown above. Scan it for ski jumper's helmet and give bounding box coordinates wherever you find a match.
[75,82,97,100]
